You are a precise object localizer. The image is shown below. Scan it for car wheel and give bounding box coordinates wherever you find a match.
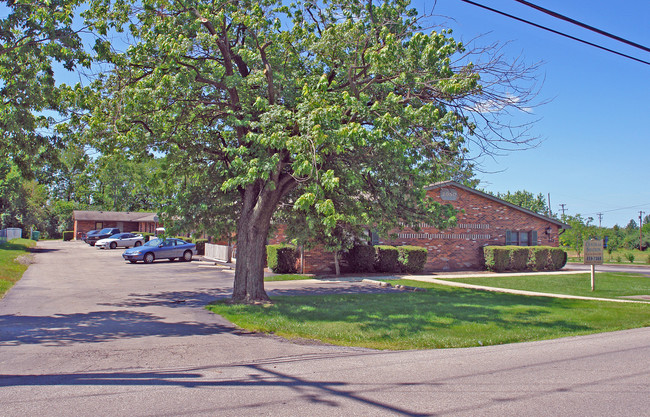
[134,241,142,247]
[129,260,137,264]
[182,250,192,262]
[143,252,155,264]
[110,241,117,249]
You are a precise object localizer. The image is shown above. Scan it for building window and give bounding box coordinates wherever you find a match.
[95,222,103,230]
[506,230,538,246]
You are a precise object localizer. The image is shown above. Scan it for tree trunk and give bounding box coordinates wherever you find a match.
[231,176,296,303]
[334,251,341,276]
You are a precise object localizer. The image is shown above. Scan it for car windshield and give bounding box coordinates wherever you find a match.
[144,238,162,247]
[109,233,122,239]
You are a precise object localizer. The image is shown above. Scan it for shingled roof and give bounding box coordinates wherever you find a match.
[73,210,158,222]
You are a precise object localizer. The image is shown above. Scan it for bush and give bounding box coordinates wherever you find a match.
[483,247,510,272]
[626,253,635,263]
[528,247,550,271]
[483,246,567,272]
[194,239,208,255]
[549,248,568,270]
[344,244,376,273]
[509,247,529,270]
[267,244,298,274]
[62,231,74,241]
[375,245,400,273]
[397,246,428,273]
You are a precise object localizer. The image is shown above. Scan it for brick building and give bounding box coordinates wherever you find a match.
[72,211,160,240]
[273,181,569,274]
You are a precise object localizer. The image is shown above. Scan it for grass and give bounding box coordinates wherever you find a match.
[0,239,37,298]
[264,274,315,282]
[207,279,650,350]
[567,248,650,264]
[440,272,650,299]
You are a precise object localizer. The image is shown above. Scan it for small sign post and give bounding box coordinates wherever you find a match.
[584,239,604,291]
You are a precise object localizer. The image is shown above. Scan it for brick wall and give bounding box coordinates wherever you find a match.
[73,220,153,240]
[380,185,562,271]
[269,183,564,273]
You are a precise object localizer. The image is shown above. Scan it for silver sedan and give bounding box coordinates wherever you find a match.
[95,233,145,249]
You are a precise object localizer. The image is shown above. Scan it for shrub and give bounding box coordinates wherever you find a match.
[62,231,74,241]
[528,247,550,271]
[616,255,622,263]
[194,239,208,255]
[397,246,428,273]
[646,254,650,265]
[549,248,568,270]
[267,244,298,274]
[344,244,376,273]
[483,247,510,272]
[375,245,400,273]
[626,253,635,263]
[484,246,567,272]
[509,247,529,270]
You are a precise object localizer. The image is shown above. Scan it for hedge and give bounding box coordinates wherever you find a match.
[344,245,376,273]
[267,244,298,274]
[483,246,568,272]
[375,245,400,273]
[62,231,74,241]
[397,246,428,273]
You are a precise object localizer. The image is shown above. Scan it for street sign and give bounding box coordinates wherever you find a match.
[584,239,604,265]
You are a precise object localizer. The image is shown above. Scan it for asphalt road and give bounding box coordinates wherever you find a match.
[1,240,649,416]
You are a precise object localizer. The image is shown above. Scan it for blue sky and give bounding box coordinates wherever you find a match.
[412,0,650,227]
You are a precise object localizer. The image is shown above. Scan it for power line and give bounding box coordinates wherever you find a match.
[459,0,650,66]
[512,0,650,54]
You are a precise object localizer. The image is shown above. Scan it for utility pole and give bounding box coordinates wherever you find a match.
[559,204,567,217]
[597,213,603,228]
[547,193,552,217]
[640,211,645,250]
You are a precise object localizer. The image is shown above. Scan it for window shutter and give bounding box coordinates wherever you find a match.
[531,231,538,246]
[506,230,512,245]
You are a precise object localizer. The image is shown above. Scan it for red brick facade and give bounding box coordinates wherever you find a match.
[72,211,159,240]
[380,182,566,271]
[271,181,568,274]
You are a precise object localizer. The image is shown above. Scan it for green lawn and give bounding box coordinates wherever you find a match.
[440,272,650,299]
[207,280,650,350]
[264,274,314,282]
[0,239,37,298]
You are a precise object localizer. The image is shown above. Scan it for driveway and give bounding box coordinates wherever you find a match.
[1,240,649,416]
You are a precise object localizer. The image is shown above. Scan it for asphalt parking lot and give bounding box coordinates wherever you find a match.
[1,240,649,416]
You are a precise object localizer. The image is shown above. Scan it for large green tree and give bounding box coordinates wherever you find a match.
[495,190,549,215]
[0,0,88,173]
[83,0,537,302]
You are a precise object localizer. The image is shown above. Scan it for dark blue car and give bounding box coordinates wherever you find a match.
[122,238,195,264]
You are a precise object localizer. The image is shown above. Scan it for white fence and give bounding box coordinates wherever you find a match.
[0,228,23,243]
[204,243,234,263]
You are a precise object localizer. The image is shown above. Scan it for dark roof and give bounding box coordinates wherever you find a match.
[73,210,158,222]
[425,181,570,229]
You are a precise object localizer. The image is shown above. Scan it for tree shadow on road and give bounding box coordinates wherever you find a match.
[0,308,239,346]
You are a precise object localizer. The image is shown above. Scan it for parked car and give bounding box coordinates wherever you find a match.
[95,233,145,249]
[86,227,121,246]
[122,238,195,264]
[82,230,99,243]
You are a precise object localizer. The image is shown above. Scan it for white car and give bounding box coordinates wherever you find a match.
[95,233,145,249]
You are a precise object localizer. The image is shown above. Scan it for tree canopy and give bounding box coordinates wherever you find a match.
[0,0,88,173]
[74,0,541,302]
